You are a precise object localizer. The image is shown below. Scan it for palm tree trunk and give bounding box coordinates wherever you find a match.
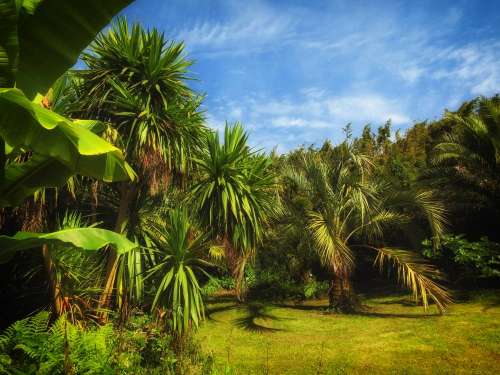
[98,182,136,319]
[328,274,357,312]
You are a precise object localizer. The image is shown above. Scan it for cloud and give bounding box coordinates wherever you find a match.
[166,0,500,153]
[325,95,410,125]
[205,90,411,152]
[175,1,294,55]
[429,42,500,95]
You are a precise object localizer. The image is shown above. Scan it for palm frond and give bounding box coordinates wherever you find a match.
[373,246,452,313]
[307,211,354,275]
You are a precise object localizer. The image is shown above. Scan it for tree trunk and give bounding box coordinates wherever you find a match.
[42,244,65,316]
[98,182,136,320]
[223,236,247,302]
[328,274,357,313]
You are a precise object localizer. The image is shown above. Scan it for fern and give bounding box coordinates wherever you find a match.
[0,311,52,374]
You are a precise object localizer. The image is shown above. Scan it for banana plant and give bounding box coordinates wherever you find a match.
[0,0,136,318]
[0,0,134,207]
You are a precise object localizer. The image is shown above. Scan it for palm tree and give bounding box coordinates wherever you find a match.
[72,18,207,315]
[190,123,279,301]
[433,96,500,198]
[285,144,451,313]
[147,208,211,338]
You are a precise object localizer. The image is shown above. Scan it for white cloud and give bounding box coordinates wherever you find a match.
[271,116,330,129]
[205,91,411,152]
[325,95,410,125]
[184,1,499,152]
[399,65,425,84]
[175,2,294,54]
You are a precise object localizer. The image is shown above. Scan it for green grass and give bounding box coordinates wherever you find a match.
[197,291,500,374]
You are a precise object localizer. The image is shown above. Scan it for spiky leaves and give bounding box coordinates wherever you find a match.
[189,123,279,300]
[374,247,452,313]
[76,18,207,184]
[432,97,500,195]
[148,208,210,335]
[307,211,354,277]
[190,123,279,254]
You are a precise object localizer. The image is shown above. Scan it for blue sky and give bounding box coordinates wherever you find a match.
[119,0,500,152]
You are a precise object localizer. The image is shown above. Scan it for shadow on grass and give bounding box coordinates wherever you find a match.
[353,310,441,319]
[482,297,500,311]
[206,303,239,321]
[274,302,329,312]
[232,303,285,333]
[368,299,419,307]
[276,301,440,319]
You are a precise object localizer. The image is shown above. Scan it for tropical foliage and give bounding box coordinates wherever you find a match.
[1,2,499,374]
[190,123,279,301]
[282,144,450,312]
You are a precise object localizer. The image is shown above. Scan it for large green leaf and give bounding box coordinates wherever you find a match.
[0,0,18,87]
[0,154,73,207]
[0,227,138,263]
[15,0,133,97]
[0,88,136,182]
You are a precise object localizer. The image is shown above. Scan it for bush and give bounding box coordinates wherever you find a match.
[303,278,329,299]
[201,276,235,296]
[0,312,180,374]
[423,234,500,283]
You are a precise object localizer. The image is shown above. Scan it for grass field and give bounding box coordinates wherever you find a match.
[197,291,500,374]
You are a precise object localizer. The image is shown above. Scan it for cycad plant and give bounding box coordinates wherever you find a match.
[190,123,279,301]
[285,144,451,313]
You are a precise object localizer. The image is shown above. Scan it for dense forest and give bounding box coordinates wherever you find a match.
[0,1,499,374]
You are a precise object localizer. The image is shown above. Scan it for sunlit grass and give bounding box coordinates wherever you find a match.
[197,291,500,374]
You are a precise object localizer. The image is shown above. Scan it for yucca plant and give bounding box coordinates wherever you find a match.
[147,208,211,337]
[189,123,280,301]
[285,144,451,313]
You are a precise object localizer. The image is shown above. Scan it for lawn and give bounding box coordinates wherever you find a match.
[197,291,500,374]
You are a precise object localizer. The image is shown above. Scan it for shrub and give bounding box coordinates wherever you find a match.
[303,278,329,299]
[0,312,180,374]
[423,234,500,282]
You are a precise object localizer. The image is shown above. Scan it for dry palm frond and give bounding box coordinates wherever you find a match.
[373,246,452,313]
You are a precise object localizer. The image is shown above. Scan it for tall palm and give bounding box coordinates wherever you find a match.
[190,123,279,301]
[285,144,451,313]
[73,18,207,315]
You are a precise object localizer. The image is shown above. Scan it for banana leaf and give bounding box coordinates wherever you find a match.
[0,154,73,206]
[4,0,133,97]
[0,227,138,263]
[0,88,136,181]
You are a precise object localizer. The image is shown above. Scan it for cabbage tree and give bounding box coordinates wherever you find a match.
[190,123,279,301]
[72,18,207,314]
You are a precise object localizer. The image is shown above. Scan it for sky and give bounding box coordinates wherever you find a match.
[119,0,500,152]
